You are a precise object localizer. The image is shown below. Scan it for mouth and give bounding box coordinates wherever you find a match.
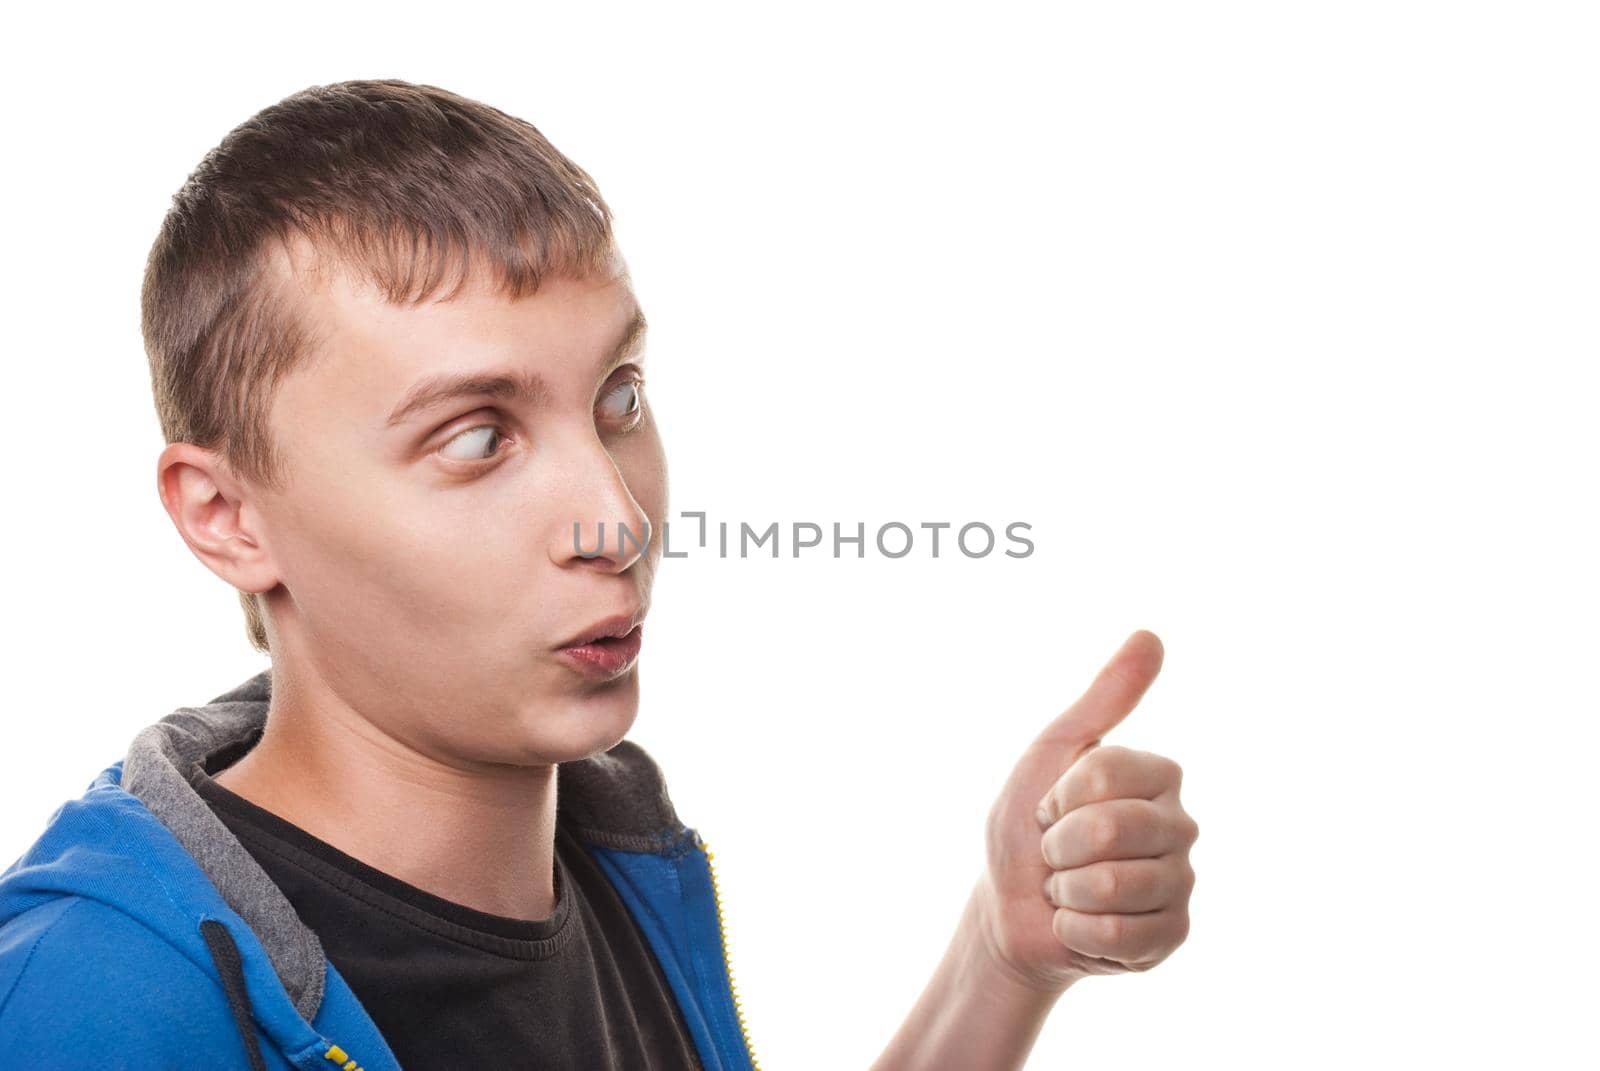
[555,611,646,679]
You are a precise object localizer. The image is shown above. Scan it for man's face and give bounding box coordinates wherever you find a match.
[248,251,666,768]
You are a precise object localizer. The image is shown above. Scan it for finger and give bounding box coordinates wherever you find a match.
[1041,798,1200,870]
[1028,630,1165,762]
[1036,746,1183,827]
[1044,856,1195,914]
[1051,905,1190,965]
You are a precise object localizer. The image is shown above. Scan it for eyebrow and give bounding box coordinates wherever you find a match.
[384,307,649,428]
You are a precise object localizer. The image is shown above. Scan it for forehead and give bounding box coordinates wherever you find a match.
[265,234,640,415]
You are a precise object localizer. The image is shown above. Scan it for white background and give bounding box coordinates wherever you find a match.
[3,3,1596,1067]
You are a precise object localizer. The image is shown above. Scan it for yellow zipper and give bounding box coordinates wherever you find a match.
[699,838,761,1070]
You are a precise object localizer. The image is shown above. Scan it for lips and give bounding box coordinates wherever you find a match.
[554,608,647,679]
[555,622,644,678]
[558,610,645,650]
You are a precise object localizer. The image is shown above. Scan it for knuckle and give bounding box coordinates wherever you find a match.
[1098,744,1134,767]
[1086,765,1116,802]
[1160,755,1184,790]
[1096,864,1122,905]
[1092,815,1121,854]
[1097,912,1124,948]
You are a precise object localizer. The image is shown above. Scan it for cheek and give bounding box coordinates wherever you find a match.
[270,462,493,623]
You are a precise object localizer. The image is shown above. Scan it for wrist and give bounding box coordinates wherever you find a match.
[868,876,1073,1071]
[962,876,1079,1004]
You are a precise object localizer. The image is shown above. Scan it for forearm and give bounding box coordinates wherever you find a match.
[868,878,1069,1071]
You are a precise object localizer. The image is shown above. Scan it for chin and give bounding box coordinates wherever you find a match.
[517,680,641,764]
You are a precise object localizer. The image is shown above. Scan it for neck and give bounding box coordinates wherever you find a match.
[211,677,559,923]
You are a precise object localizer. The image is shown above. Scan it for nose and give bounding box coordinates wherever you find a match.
[551,435,652,574]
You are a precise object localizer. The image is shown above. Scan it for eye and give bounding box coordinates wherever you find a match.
[599,376,645,426]
[438,423,508,463]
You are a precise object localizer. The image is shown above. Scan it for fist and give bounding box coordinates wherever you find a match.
[1034,742,1197,976]
[979,630,1199,991]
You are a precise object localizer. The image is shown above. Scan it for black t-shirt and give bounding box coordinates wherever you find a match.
[188,733,703,1071]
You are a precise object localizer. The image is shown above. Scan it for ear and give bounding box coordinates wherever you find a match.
[155,442,280,596]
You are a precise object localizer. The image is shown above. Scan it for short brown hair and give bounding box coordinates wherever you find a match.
[142,79,618,654]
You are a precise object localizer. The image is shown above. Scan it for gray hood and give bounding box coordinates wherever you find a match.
[118,666,690,1023]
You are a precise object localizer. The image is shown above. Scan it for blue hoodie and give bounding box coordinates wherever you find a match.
[0,670,760,1070]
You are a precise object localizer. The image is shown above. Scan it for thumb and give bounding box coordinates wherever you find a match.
[1029,629,1165,762]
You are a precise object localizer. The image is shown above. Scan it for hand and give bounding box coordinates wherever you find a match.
[976,630,1198,993]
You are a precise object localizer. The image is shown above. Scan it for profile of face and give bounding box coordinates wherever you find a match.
[161,244,667,771]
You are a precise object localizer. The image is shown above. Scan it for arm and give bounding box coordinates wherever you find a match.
[0,898,257,1067]
[869,877,1068,1071]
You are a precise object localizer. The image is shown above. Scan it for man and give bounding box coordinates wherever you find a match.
[0,79,1197,1069]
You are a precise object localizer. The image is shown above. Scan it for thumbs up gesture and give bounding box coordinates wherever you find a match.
[977,630,1198,992]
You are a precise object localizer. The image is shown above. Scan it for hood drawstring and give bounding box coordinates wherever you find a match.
[200,918,269,1071]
